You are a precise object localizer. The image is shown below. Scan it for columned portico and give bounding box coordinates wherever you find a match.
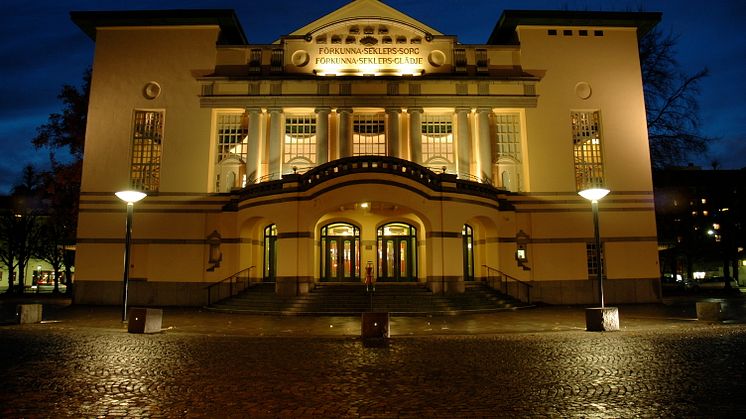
[456,107,471,179]
[246,107,262,182]
[268,107,283,178]
[337,107,353,158]
[476,107,493,183]
[408,107,423,163]
[315,107,330,164]
[386,107,401,158]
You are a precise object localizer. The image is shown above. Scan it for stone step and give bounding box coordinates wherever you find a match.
[208,282,527,315]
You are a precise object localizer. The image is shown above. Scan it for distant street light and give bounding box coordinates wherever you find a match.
[578,187,610,307]
[115,190,147,322]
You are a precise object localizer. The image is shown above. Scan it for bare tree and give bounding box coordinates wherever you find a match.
[640,28,713,168]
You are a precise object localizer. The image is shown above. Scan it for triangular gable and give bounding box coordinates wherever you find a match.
[286,0,442,38]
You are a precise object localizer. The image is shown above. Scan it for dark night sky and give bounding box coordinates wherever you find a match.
[1,0,744,193]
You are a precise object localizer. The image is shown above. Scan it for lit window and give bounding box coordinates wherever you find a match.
[703,210,709,216]
[572,111,604,191]
[130,110,163,192]
[353,113,386,156]
[284,114,317,171]
[495,113,522,162]
[701,198,707,204]
[421,114,454,172]
[713,223,720,230]
[586,242,605,279]
[216,113,248,163]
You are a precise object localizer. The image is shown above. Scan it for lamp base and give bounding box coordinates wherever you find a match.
[585,307,619,331]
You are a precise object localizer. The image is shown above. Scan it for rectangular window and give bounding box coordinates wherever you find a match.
[454,48,466,72]
[284,115,317,169]
[495,113,522,162]
[216,113,248,163]
[571,111,604,190]
[130,110,163,192]
[421,114,454,172]
[353,113,386,156]
[586,242,605,278]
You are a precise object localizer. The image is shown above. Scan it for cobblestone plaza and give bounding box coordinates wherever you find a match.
[1,306,745,417]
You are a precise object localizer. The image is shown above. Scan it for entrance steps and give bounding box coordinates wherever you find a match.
[207,282,528,315]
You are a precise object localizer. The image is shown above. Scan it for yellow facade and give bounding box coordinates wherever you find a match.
[72,1,661,306]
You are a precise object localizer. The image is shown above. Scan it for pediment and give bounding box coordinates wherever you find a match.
[285,0,442,40]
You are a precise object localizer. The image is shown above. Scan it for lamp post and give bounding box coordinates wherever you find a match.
[115,190,147,322]
[579,187,618,331]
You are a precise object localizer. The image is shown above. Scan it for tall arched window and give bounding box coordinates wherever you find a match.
[377,222,417,281]
[263,224,277,282]
[462,224,474,281]
[320,222,360,281]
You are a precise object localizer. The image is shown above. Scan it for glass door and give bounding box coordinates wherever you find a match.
[377,223,417,282]
[320,223,360,281]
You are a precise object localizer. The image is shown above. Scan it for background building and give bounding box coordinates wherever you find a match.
[654,167,746,284]
[71,0,661,306]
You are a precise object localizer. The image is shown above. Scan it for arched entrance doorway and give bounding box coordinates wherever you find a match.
[320,222,360,282]
[463,224,474,281]
[377,222,417,282]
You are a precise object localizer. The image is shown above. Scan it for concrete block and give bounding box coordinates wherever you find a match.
[696,301,723,321]
[18,304,42,324]
[361,312,389,339]
[127,308,163,334]
[585,307,620,332]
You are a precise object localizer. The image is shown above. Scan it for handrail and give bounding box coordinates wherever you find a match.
[482,265,532,304]
[231,156,511,208]
[206,266,255,306]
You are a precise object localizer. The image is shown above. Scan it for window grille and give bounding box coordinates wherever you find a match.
[421,114,454,172]
[476,49,488,71]
[454,48,467,72]
[495,113,521,162]
[284,115,317,169]
[271,49,283,72]
[216,113,248,163]
[572,111,604,190]
[249,49,262,72]
[586,242,605,278]
[353,113,386,156]
[130,110,163,192]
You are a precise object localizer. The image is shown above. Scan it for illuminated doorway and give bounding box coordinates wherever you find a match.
[463,224,474,281]
[320,222,360,281]
[263,224,277,282]
[377,222,417,282]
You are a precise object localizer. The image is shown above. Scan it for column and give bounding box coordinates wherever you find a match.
[246,107,261,182]
[456,107,471,179]
[408,107,423,163]
[386,108,401,158]
[315,107,330,165]
[268,107,283,179]
[337,107,352,158]
[476,107,493,183]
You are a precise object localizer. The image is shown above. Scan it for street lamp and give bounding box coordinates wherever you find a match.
[115,190,147,322]
[578,187,618,331]
[578,187,610,307]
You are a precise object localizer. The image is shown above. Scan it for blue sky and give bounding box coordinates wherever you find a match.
[0,0,744,193]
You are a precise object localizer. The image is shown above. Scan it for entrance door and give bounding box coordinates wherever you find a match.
[377,223,417,281]
[320,223,360,281]
[263,224,277,282]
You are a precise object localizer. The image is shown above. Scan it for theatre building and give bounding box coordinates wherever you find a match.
[71,0,661,306]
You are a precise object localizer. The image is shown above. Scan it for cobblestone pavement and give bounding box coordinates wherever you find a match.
[1,318,745,418]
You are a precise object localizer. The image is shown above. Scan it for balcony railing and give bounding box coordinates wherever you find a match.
[227,156,513,210]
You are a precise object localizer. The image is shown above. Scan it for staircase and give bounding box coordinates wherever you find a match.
[207,282,529,315]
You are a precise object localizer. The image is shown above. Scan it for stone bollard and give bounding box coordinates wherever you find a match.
[585,307,620,332]
[127,308,163,334]
[17,304,42,324]
[361,312,390,339]
[696,301,723,321]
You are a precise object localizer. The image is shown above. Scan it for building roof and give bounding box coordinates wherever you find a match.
[488,10,662,44]
[70,9,248,45]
